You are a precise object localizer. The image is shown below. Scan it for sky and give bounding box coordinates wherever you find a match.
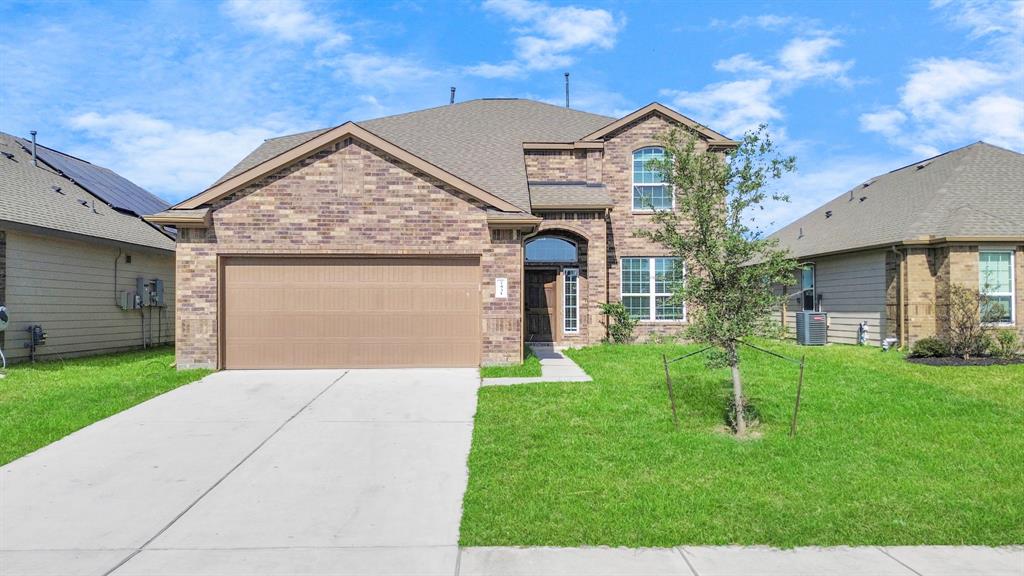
[1,0,1022,231]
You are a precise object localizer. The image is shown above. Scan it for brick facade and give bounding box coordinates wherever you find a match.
[175,138,521,369]
[175,112,704,368]
[888,243,1023,346]
[603,114,693,340]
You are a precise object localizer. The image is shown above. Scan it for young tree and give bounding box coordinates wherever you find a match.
[639,126,796,435]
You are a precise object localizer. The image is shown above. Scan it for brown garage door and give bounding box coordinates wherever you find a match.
[222,257,481,369]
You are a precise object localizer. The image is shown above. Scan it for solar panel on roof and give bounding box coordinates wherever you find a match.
[20,140,170,216]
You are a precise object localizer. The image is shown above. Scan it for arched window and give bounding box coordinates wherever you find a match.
[632,147,672,211]
[525,237,577,263]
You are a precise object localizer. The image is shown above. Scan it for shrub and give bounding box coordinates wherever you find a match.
[991,329,1022,359]
[600,302,638,344]
[941,284,998,359]
[909,337,950,358]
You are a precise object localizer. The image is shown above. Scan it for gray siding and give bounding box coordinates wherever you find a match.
[784,250,888,346]
[1,229,174,362]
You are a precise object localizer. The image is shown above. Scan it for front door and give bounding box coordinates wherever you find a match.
[526,269,558,342]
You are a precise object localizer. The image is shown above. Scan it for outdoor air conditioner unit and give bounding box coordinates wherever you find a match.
[796,311,828,345]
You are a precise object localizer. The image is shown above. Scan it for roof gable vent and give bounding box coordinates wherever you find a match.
[825,210,832,218]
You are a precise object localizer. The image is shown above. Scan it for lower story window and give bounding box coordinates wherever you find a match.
[621,257,684,321]
[980,250,1015,324]
[564,268,579,333]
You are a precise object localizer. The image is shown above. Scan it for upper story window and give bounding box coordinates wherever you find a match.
[979,250,1015,324]
[525,237,578,263]
[632,147,672,212]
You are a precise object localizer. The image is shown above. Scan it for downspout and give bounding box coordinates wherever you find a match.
[891,245,905,348]
[113,249,122,306]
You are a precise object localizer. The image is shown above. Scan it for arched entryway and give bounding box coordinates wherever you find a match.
[524,232,586,343]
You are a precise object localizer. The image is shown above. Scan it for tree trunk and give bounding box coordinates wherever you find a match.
[727,342,746,436]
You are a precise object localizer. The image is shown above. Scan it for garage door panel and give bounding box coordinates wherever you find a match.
[223,257,481,368]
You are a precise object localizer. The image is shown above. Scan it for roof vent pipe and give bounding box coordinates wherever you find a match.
[30,130,37,166]
[450,86,456,105]
[564,72,570,108]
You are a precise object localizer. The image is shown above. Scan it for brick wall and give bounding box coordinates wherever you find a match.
[524,150,589,182]
[893,243,1024,346]
[601,113,692,340]
[175,138,522,368]
[532,212,608,345]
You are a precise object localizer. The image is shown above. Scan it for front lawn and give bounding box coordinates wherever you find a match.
[480,345,542,378]
[461,340,1024,547]
[0,347,210,466]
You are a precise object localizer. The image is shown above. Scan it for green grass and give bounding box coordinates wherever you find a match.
[461,340,1024,547]
[480,346,542,378]
[0,347,210,465]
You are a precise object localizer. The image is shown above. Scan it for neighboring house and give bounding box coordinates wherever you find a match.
[147,99,737,369]
[0,131,176,362]
[770,142,1024,346]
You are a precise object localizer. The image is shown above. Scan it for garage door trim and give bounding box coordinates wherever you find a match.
[217,254,482,369]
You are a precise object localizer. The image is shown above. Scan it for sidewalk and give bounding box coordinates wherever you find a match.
[458,545,1023,576]
[481,344,591,386]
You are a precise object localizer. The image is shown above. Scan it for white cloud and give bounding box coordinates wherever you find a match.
[663,34,852,137]
[666,79,781,138]
[860,2,1024,153]
[223,0,349,46]
[757,154,914,233]
[463,61,525,79]
[859,109,906,138]
[333,52,438,89]
[468,0,623,76]
[68,111,280,201]
[716,14,794,30]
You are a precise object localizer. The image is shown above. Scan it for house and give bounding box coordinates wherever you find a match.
[770,142,1024,347]
[146,99,737,369]
[0,131,176,362]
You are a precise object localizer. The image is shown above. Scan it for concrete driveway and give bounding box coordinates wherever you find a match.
[0,368,479,576]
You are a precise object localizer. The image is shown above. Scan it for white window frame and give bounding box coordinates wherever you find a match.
[631,147,674,213]
[620,257,686,322]
[563,268,579,334]
[979,249,1016,325]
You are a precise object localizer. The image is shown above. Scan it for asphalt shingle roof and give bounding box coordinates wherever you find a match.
[0,132,175,251]
[771,142,1024,259]
[213,99,614,211]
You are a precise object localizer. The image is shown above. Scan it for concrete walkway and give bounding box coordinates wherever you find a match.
[482,344,591,386]
[458,546,1023,575]
[0,368,479,576]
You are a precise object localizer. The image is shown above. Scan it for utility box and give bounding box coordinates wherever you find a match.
[796,311,828,345]
[136,277,147,307]
[152,278,165,307]
[119,290,137,311]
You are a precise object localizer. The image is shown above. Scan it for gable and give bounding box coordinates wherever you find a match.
[174,122,522,213]
[578,103,737,146]
[208,138,492,247]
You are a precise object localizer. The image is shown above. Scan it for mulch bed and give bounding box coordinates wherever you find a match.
[907,356,1024,366]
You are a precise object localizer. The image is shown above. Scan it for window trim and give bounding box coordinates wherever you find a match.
[620,257,686,322]
[563,268,580,334]
[979,249,1016,325]
[525,236,578,264]
[631,146,673,213]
